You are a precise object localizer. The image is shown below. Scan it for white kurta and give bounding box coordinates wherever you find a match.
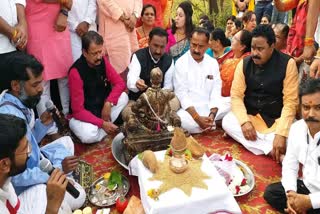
[0,179,18,214]
[281,119,320,209]
[0,0,26,54]
[127,53,175,93]
[68,0,97,61]
[173,51,228,133]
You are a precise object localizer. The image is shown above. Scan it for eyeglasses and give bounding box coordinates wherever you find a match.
[15,142,32,157]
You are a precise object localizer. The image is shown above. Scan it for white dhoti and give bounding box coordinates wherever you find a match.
[69,92,128,143]
[18,180,86,214]
[178,97,231,134]
[222,112,274,155]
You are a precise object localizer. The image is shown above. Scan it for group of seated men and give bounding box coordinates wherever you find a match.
[0,22,320,213]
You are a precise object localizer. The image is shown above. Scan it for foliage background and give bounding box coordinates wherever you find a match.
[171,0,232,30]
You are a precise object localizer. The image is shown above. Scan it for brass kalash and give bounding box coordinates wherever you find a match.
[122,67,181,163]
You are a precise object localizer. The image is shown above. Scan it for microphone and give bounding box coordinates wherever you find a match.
[40,158,80,198]
[45,100,68,134]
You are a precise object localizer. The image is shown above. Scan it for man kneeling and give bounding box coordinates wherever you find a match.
[68,31,128,143]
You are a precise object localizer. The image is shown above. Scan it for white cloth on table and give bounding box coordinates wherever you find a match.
[281,119,320,209]
[128,150,242,214]
[173,51,229,134]
[222,111,275,155]
[69,92,128,143]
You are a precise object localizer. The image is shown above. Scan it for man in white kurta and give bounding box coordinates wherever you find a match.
[68,0,97,61]
[264,79,320,213]
[174,28,227,134]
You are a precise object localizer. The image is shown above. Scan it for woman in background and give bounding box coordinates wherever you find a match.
[220,30,252,97]
[225,15,236,39]
[242,11,257,32]
[166,1,194,62]
[206,28,231,64]
[136,4,156,48]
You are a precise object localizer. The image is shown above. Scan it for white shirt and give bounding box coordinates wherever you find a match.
[0,179,19,214]
[67,0,97,32]
[282,119,320,209]
[173,50,222,110]
[0,0,26,54]
[127,52,174,93]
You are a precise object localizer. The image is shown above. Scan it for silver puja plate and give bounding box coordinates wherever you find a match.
[88,174,130,207]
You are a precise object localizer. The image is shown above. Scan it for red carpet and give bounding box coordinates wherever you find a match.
[75,129,281,214]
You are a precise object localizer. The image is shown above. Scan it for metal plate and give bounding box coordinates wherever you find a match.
[233,159,255,197]
[88,174,130,207]
[111,133,129,170]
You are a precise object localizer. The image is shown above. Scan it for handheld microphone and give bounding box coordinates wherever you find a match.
[40,158,80,198]
[45,100,68,134]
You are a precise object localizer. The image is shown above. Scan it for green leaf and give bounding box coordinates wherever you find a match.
[107,171,122,191]
[138,153,143,160]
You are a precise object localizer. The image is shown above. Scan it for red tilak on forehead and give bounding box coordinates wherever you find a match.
[308,100,314,105]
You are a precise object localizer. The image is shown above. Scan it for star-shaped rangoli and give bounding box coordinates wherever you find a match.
[149,157,211,196]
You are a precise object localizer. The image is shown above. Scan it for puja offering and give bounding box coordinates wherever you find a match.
[186,135,205,159]
[140,150,158,173]
[209,153,255,197]
[88,171,130,207]
[169,128,189,173]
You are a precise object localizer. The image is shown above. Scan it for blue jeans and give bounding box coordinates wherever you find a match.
[255,1,273,24]
[271,6,288,24]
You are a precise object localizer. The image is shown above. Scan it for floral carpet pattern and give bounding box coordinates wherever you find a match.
[75,129,281,214]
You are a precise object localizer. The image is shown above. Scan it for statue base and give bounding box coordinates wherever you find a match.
[123,131,173,164]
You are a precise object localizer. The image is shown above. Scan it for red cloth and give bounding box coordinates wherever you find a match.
[6,199,20,214]
[286,0,308,58]
[68,56,126,128]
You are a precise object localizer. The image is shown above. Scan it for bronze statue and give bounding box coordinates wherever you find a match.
[122,67,181,162]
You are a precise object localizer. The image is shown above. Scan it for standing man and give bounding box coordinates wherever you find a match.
[68,31,128,144]
[97,0,142,73]
[264,79,320,213]
[68,0,97,61]
[0,52,85,212]
[0,0,27,67]
[255,0,273,24]
[0,113,68,213]
[222,25,299,163]
[26,0,73,117]
[173,28,226,134]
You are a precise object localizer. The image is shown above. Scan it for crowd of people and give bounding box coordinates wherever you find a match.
[1,0,320,213]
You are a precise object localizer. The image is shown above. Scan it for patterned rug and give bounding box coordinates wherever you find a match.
[75,129,281,214]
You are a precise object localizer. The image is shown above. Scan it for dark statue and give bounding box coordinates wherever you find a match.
[122,67,181,162]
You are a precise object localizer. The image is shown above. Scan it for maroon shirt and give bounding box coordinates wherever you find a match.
[69,56,126,128]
